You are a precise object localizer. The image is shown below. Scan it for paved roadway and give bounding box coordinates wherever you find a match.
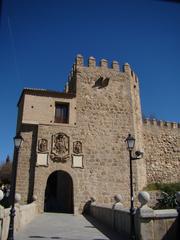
[15,213,126,240]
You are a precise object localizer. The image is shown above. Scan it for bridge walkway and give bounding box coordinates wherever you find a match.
[14,213,127,240]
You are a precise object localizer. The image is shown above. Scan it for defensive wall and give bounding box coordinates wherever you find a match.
[143,118,180,184]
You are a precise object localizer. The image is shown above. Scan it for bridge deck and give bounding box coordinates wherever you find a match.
[15,213,126,240]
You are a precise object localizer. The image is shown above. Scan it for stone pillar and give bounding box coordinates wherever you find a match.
[136,191,154,240]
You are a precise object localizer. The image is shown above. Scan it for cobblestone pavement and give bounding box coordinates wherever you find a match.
[15,213,126,240]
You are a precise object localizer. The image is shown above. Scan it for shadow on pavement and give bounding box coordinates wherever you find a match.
[28,237,107,240]
[83,214,128,240]
[29,237,61,239]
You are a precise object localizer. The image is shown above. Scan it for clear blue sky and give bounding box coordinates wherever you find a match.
[0,0,180,163]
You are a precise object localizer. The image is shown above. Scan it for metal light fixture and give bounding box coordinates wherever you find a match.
[7,133,23,240]
[126,134,135,150]
[125,133,143,240]
[14,134,23,149]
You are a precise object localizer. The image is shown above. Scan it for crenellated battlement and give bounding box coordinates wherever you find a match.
[74,54,137,77]
[143,118,180,129]
[64,54,139,93]
[75,54,122,71]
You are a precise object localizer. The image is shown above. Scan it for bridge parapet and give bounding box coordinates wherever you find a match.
[90,192,179,239]
[0,202,39,240]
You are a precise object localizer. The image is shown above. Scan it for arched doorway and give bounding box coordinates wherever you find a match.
[44,170,73,213]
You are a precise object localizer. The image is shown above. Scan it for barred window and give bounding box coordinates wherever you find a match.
[55,103,69,123]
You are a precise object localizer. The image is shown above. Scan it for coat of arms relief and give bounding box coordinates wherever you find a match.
[38,138,48,152]
[50,133,69,162]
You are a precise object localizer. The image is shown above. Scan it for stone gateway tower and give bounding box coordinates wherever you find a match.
[15,55,180,214]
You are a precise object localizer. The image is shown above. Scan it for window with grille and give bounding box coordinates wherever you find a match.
[55,103,69,123]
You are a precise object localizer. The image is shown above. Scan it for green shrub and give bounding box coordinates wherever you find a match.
[144,182,180,193]
[144,182,180,209]
[155,192,177,209]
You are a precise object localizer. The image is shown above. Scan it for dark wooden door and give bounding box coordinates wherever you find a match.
[44,170,73,213]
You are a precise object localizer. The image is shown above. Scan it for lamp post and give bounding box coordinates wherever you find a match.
[125,134,143,240]
[7,133,23,240]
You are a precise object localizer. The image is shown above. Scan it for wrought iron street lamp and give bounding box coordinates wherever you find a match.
[125,134,143,240]
[7,133,23,240]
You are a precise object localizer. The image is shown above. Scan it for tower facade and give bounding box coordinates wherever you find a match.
[15,55,179,214]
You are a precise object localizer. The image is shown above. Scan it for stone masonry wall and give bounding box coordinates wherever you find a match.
[15,55,157,214]
[34,124,80,213]
[124,64,146,192]
[143,119,180,183]
[72,56,145,209]
[33,59,137,213]
[16,124,37,204]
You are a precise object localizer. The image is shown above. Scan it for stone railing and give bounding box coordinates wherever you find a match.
[90,192,180,240]
[137,207,178,240]
[0,198,38,240]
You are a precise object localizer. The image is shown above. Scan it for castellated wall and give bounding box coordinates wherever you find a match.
[143,119,180,184]
[16,55,147,214]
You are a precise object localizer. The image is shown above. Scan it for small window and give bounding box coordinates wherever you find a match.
[55,103,69,123]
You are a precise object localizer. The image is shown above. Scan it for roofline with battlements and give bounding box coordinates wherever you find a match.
[143,118,180,129]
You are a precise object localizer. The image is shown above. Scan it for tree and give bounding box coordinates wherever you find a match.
[0,155,12,185]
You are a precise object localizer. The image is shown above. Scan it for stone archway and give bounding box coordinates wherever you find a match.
[44,170,74,213]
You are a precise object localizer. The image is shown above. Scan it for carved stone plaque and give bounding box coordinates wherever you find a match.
[38,138,48,152]
[51,133,69,162]
[36,153,48,166]
[72,155,83,168]
[73,141,82,154]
